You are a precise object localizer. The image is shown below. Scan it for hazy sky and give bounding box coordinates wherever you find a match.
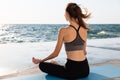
[0,0,120,24]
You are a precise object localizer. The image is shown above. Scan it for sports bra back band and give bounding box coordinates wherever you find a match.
[64,25,85,51]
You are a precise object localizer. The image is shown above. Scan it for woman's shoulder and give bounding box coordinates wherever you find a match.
[79,26,88,41]
[59,26,69,32]
[80,26,88,33]
[58,26,69,36]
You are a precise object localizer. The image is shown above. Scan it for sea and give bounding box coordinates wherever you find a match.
[0,24,120,77]
[0,24,120,43]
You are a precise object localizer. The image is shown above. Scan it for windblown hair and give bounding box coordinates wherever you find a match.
[66,3,91,30]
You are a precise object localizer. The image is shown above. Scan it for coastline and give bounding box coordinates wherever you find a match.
[0,38,120,80]
[1,60,120,80]
[0,65,41,80]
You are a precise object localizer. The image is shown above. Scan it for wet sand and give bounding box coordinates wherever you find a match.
[1,60,120,80]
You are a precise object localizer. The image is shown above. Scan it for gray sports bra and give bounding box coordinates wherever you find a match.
[64,25,85,51]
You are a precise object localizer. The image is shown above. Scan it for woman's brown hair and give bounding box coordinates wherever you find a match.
[66,3,91,30]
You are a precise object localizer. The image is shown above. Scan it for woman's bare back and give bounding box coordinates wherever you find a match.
[63,25,87,61]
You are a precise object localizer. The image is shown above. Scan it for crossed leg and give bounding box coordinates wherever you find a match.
[39,62,68,79]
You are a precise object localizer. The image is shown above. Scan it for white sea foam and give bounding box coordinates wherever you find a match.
[97,31,107,34]
[0,38,120,76]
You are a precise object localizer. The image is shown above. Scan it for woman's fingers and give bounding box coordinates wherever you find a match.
[32,57,37,64]
[32,57,40,64]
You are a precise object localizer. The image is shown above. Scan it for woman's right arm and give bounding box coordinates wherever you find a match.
[80,27,88,55]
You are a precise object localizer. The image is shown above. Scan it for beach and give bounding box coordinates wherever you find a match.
[0,24,120,80]
[0,38,120,80]
[1,60,120,80]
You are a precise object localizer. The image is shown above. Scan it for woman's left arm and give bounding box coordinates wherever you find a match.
[41,28,65,62]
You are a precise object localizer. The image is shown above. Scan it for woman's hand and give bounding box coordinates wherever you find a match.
[32,57,42,64]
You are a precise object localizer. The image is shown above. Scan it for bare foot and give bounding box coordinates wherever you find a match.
[50,60,58,65]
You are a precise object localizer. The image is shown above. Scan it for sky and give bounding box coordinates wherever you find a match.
[0,0,120,24]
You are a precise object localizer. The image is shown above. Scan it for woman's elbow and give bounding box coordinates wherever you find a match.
[53,54,58,58]
[52,52,59,58]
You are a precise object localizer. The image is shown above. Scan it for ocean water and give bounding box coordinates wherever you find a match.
[0,24,120,43]
[0,24,120,77]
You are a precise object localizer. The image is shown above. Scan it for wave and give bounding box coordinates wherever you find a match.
[97,30,107,34]
[87,45,120,51]
[0,24,120,44]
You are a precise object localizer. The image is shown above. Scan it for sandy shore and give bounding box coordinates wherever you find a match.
[1,60,120,80]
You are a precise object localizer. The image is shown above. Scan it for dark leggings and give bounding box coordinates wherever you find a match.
[39,58,89,79]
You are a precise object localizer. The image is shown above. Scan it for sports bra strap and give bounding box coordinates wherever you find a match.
[77,26,80,31]
[69,25,77,31]
[69,25,80,32]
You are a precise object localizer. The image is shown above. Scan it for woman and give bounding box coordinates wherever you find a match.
[32,3,91,79]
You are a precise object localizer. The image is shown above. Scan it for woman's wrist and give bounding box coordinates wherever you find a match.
[40,59,45,62]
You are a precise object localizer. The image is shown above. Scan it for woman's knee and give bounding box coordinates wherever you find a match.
[39,62,46,71]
